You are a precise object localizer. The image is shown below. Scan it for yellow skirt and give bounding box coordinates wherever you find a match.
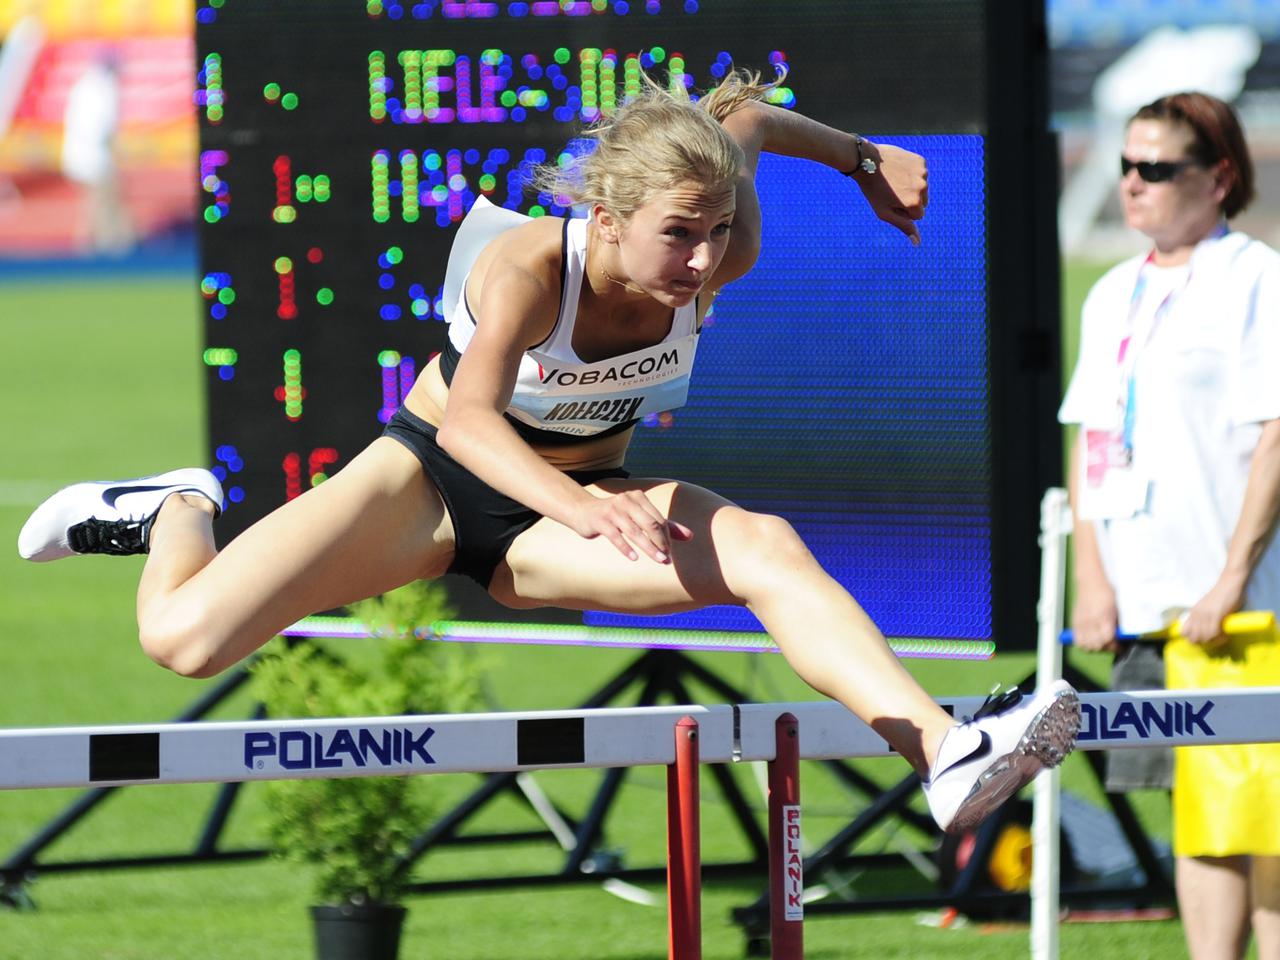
[1166,626,1280,857]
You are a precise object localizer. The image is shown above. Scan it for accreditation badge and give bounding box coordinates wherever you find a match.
[1079,428,1150,520]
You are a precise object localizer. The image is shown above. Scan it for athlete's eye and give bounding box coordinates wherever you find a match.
[666,227,689,239]
[712,222,732,236]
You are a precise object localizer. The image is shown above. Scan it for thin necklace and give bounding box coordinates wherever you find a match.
[600,263,644,294]
[589,228,645,295]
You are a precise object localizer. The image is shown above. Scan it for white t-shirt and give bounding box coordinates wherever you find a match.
[1059,230,1280,633]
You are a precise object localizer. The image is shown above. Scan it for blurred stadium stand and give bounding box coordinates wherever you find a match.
[0,0,192,258]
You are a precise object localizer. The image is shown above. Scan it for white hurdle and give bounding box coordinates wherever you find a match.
[3,689,1279,791]
[5,688,1280,958]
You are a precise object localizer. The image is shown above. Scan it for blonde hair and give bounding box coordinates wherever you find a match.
[534,68,781,223]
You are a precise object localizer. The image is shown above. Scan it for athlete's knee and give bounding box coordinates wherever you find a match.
[138,600,223,678]
[725,508,808,556]
[487,571,547,610]
[717,509,813,595]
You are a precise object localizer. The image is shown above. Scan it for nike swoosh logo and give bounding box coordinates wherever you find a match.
[934,730,992,780]
[102,484,179,509]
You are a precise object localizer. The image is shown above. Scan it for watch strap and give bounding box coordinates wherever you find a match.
[842,134,877,177]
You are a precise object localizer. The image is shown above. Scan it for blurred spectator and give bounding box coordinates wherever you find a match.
[1062,92,1280,960]
[60,50,134,254]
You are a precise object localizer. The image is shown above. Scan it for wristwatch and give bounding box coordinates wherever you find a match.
[850,134,877,176]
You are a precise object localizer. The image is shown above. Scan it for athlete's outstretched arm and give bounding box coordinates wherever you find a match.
[710,101,928,289]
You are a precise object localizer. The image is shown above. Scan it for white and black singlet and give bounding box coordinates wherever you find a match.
[438,197,701,445]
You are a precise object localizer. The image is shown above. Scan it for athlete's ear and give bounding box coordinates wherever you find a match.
[593,204,622,245]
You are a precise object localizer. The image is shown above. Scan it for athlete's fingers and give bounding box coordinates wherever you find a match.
[603,526,639,562]
[589,501,643,561]
[881,209,922,245]
[619,493,693,551]
[668,520,694,541]
[577,493,659,561]
[580,491,685,562]
[618,507,671,563]
[624,489,667,523]
[620,491,677,560]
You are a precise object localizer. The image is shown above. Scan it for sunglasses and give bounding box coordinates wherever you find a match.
[1120,157,1198,183]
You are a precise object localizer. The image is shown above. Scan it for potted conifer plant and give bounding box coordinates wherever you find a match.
[251,581,481,960]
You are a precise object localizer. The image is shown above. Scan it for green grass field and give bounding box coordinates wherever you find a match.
[0,266,1204,959]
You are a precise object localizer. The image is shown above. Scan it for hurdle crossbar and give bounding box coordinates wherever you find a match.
[2,689,1278,791]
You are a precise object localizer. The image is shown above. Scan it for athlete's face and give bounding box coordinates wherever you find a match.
[614,180,736,307]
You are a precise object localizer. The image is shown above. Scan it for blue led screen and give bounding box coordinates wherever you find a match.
[589,140,990,638]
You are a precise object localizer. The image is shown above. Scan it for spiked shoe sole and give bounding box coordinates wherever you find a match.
[945,687,1082,834]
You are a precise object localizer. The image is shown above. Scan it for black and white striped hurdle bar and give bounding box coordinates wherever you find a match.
[2,688,1277,790]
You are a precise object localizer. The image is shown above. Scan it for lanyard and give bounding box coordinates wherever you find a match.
[1115,223,1228,451]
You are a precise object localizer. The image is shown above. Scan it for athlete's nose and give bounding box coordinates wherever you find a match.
[688,241,713,273]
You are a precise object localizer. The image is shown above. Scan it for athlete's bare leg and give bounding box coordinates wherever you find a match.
[135,438,454,677]
[490,477,954,774]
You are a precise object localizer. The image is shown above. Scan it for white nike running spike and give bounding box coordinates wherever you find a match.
[18,468,224,562]
[922,679,1081,835]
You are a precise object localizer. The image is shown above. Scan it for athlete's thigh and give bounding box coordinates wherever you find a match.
[195,437,454,640]
[490,477,744,613]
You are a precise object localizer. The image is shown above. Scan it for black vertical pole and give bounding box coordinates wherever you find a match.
[985,0,1063,649]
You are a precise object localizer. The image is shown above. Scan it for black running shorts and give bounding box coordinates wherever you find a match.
[382,406,630,587]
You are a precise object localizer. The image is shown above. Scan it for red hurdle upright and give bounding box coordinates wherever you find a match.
[769,712,802,960]
[667,715,701,960]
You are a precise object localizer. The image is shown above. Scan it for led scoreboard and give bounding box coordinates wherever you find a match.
[196,1,1058,645]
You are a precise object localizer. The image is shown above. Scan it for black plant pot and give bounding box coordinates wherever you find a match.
[310,902,407,960]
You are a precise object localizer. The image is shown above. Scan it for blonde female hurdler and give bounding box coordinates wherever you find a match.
[20,71,1079,834]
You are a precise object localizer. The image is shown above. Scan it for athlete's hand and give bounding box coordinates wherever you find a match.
[1183,576,1246,646]
[572,490,694,563]
[1072,576,1120,653]
[850,142,928,246]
